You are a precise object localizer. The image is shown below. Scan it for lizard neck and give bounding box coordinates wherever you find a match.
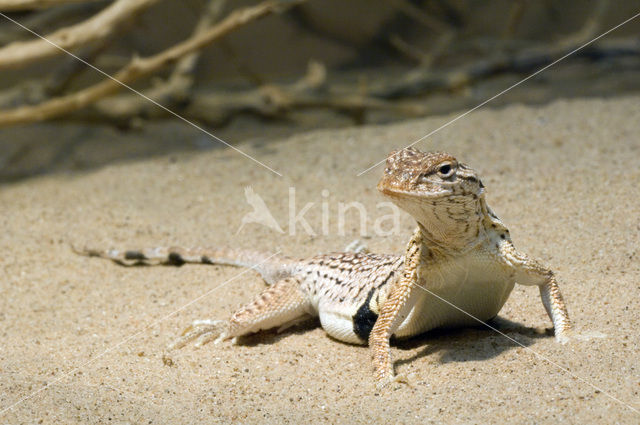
[414,196,486,255]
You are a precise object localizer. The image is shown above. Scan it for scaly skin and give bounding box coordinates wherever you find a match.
[76,147,572,386]
[370,148,571,386]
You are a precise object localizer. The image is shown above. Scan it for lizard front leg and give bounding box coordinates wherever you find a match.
[501,242,572,342]
[369,228,422,386]
[538,275,572,343]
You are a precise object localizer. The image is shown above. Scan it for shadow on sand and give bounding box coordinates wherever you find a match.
[232,315,552,368]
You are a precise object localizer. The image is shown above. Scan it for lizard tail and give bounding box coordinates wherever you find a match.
[72,245,294,284]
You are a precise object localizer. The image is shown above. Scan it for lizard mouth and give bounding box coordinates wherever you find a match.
[377,184,452,200]
[376,179,453,198]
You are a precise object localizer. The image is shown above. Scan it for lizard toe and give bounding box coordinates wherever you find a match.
[168,319,228,350]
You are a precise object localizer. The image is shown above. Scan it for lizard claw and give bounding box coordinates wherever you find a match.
[375,372,413,392]
[555,329,572,345]
[168,319,228,350]
[375,377,393,392]
[556,329,606,344]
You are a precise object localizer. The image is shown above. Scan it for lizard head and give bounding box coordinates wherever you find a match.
[377,147,484,199]
[378,147,486,248]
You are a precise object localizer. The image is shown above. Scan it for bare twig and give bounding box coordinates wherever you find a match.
[389,29,456,68]
[0,0,305,126]
[70,60,426,126]
[0,0,102,11]
[45,39,110,95]
[389,34,429,64]
[372,37,640,99]
[93,0,228,121]
[556,0,608,49]
[391,0,457,69]
[0,0,160,69]
[502,0,526,38]
[135,61,426,125]
[396,0,453,34]
[0,0,105,45]
[375,0,616,100]
[0,42,108,109]
[188,90,428,126]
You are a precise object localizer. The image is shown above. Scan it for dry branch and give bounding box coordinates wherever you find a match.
[555,0,608,50]
[396,0,453,34]
[93,0,227,121]
[0,0,304,126]
[81,61,427,126]
[372,37,640,99]
[0,0,159,69]
[185,87,428,127]
[379,0,612,98]
[0,0,102,11]
[0,42,107,109]
[0,0,104,45]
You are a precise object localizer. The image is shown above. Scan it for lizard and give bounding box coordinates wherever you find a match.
[76,147,572,387]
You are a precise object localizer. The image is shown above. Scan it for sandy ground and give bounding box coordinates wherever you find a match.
[1,96,639,424]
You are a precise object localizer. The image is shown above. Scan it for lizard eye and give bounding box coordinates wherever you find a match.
[437,162,455,178]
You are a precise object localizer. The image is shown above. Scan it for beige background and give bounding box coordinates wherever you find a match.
[1,96,639,423]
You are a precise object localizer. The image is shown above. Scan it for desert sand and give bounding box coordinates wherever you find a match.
[1,96,639,423]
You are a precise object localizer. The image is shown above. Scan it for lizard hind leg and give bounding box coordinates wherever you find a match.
[170,277,313,350]
[228,276,313,338]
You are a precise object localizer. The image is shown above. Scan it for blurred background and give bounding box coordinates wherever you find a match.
[0,0,639,181]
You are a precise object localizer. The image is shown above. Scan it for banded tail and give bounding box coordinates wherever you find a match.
[73,245,294,284]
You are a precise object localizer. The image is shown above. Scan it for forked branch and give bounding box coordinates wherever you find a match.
[0,0,102,11]
[0,0,160,69]
[0,0,304,126]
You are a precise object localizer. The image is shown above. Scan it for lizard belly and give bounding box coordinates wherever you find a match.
[307,286,376,345]
[309,287,373,345]
[318,308,366,345]
[394,254,515,338]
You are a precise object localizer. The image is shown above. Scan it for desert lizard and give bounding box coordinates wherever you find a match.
[77,147,572,386]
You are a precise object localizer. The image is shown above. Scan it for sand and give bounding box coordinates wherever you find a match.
[1,96,639,424]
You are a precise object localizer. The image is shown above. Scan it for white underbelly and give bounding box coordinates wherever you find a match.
[318,310,365,344]
[313,253,515,343]
[395,258,514,338]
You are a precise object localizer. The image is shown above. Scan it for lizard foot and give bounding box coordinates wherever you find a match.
[375,372,414,392]
[168,319,229,350]
[556,329,607,344]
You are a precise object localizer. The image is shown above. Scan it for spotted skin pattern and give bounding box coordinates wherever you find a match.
[77,147,572,387]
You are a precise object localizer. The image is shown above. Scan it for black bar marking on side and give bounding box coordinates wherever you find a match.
[352,288,379,341]
[168,252,185,266]
[125,251,146,260]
